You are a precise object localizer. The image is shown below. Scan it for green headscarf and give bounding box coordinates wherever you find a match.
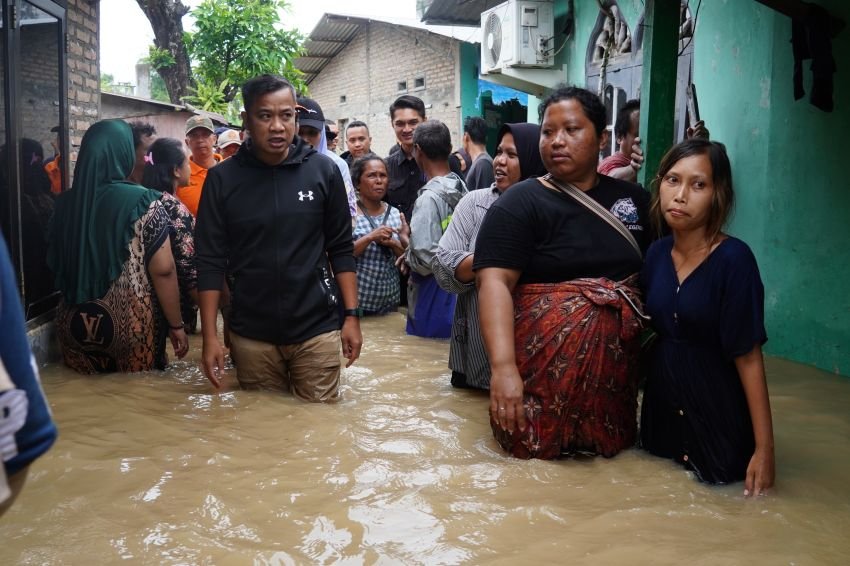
[48,119,159,305]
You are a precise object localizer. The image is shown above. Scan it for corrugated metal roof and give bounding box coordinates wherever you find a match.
[295,12,480,85]
[100,92,231,125]
[294,14,366,85]
[418,0,504,27]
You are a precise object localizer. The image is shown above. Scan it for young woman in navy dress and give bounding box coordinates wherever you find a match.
[640,139,775,495]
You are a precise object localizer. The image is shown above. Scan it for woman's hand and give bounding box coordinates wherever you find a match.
[744,446,775,497]
[370,225,394,244]
[489,365,526,433]
[169,327,189,359]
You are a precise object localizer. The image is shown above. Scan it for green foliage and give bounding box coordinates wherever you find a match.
[186,0,308,102]
[146,46,177,71]
[100,72,115,91]
[181,78,229,114]
[150,70,170,102]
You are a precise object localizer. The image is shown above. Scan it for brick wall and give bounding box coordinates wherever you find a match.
[19,23,60,158]
[66,0,100,162]
[309,22,462,158]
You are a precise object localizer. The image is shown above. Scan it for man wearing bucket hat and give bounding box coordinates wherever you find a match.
[176,115,222,216]
[217,129,243,160]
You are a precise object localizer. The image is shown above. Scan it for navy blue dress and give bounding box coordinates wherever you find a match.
[639,236,767,484]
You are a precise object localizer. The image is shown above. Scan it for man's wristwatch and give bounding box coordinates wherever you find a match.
[343,308,363,318]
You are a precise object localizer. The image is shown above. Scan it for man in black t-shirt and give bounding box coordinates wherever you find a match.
[385,95,427,222]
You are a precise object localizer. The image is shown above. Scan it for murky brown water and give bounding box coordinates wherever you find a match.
[2,313,849,564]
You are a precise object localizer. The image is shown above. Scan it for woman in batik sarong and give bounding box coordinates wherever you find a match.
[640,139,774,494]
[474,86,650,459]
[48,120,188,373]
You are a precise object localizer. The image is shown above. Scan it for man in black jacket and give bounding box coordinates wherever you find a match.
[194,74,362,401]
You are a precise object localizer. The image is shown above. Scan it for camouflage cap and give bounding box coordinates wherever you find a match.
[185,115,215,135]
[217,129,242,147]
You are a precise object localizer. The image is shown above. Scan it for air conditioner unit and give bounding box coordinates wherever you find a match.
[481,0,555,75]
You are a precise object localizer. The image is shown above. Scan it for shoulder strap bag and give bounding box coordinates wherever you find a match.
[537,174,649,321]
[537,173,642,259]
[358,202,392,230]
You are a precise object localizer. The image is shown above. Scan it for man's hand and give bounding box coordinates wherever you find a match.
[395,253,410,276]
[687,120,710,139]
[629,137,644,172]
[340,318,363,368]
[201,335,225,388]
[398,213,411,243]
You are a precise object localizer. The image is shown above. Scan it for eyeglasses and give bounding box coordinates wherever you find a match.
[393,119,421,129]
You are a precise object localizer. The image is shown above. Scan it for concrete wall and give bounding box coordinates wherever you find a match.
[100,97,196,143]
[693,0,849,375]
[308,22,463,157]
[557,0,850,375]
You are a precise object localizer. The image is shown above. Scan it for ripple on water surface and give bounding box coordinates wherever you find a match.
[2,314,850,564]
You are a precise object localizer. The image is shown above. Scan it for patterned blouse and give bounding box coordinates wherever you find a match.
[352,204,402,314]
[159,192,197,292]
[56,201,172,373]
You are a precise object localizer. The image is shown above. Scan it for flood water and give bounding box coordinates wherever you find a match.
[2,312,850,564]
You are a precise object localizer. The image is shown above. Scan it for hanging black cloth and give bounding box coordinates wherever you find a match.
[791,5,836,112]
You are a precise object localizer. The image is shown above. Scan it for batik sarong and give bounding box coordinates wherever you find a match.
[492,275,644,459]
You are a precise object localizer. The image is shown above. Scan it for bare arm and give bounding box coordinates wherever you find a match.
[454,255,475,283]
[336,270,362,368]
[0,465,28,518]
[477,266,525,432]
[148,237,188,359]
[735,344,775,496]
[606,138,644,182]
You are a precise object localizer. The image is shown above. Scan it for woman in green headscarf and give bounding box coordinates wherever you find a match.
[48,119,188,373]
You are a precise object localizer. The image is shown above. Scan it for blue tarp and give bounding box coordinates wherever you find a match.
[478,79,529,105]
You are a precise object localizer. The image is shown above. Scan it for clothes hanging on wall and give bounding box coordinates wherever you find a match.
[791,5,836,113]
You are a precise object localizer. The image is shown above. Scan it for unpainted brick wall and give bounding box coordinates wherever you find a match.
[18,21,62,160]
[66,0,100,166]
[309,22,462,158]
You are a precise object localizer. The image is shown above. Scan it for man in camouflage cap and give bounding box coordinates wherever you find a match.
[176,115,222,216]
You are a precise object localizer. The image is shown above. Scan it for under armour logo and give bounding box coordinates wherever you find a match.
[298,191,314,201]
[79,313,105,345]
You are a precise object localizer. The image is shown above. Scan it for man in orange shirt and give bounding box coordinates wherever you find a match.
[176,115,222,216]
[44,126,62,194]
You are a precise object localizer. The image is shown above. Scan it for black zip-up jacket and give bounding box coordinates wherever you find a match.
[195,137,355,345]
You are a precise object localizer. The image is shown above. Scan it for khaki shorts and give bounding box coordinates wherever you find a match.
[229,330,341,402]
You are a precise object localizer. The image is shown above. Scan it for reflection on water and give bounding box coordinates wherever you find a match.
[3,312,850,564]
